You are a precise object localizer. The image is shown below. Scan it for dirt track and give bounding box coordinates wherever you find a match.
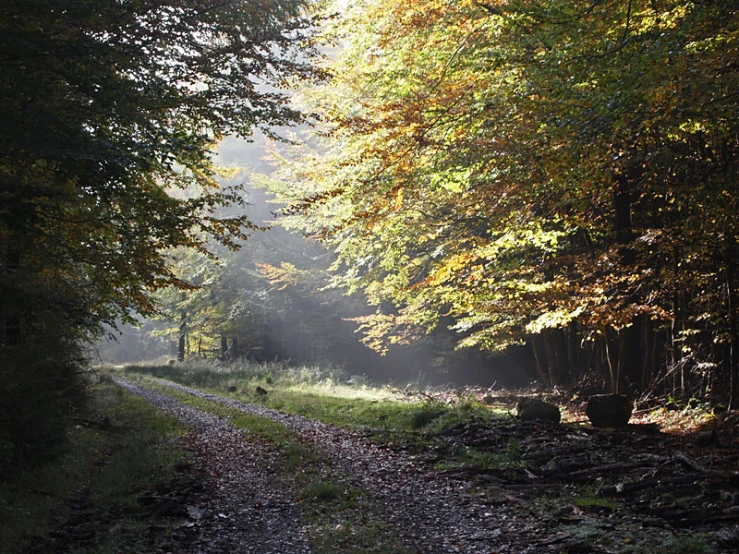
[115,376,512,553]
[115,376,739,554]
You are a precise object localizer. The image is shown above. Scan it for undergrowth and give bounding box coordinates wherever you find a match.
[0,377,188,554]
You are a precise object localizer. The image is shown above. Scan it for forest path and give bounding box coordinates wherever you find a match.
[112,377,313,554]
[113,376,515,554]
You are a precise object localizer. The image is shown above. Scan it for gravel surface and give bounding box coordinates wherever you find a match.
[113,377,313,554]
[115,376,510,554]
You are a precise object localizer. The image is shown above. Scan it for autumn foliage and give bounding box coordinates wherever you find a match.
[265,1,739,406]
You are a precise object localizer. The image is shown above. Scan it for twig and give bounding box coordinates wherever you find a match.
[673,452,706,473]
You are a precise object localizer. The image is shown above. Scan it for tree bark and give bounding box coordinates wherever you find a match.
[605,329,623,394]
[567,321,580,381]
[612,171,636,394]
[530,335,551,387]
[221,335,228,359]
[727,234,739,410]
[178,292,187,362]
[543,329,571,387]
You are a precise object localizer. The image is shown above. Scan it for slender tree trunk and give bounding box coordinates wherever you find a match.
[614,173,634,249]
[605,339,616,393]
[605,329,624,394]
[555,328,571,384]
[612,171,636,395]
[727,234,739,410]
[178,292,187,362]
[641,316,657,391]
[221,335,228,359]
[530,335,551,387]
[617,325,634,393]
[567,321,580,381]
[669,247,682,398]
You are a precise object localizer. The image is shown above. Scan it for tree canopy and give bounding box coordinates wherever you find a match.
[264,0,739,403]
[0,0,317,476]
[1,0,316,330]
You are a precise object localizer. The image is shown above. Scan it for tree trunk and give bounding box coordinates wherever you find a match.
[614,173,634,250]
[567,321,580,381]
[727,234,739,410]
[640,316,658,391]
[618,317,645,394]
[178,335,185,362]
[530,335,551,387]
[543,329,570,387]
[178,292,187,362]
[611,171,636,395]
[669,246,683,397]
[221,335,228,359]
[604,329,625,394]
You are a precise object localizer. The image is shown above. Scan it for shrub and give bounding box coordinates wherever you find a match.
[408,402,445,429]
[0,334,87,480]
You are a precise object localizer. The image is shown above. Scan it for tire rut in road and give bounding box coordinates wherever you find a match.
[112,377,312,554]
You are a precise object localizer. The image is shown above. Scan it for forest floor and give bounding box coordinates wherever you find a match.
[24,372,739,554]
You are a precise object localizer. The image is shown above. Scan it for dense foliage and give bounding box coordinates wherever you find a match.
[264,0,739,405]
[0,0,316,476]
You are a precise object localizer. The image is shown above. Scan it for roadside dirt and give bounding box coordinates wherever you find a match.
[114,377,739,553]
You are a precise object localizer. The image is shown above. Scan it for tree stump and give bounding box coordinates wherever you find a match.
[586,394,633,427]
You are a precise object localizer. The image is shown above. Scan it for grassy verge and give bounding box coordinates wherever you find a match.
[121,360,504,436]
[127,377,415,554]
[0,376,189,554]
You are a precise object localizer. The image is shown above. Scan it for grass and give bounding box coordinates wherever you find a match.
[435,441,529,473]
[304,479,344,501]
[572,494,619,510]
[650,535,716,554]
[0,376,189,554]
[123,359,389,401]
[121,360,502,436]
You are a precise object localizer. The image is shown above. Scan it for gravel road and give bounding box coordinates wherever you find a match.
[114,376,510,554]
[113,377,312,554]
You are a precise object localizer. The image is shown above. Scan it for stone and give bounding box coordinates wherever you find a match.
[586,394,633,428]
[516,397,561,423]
